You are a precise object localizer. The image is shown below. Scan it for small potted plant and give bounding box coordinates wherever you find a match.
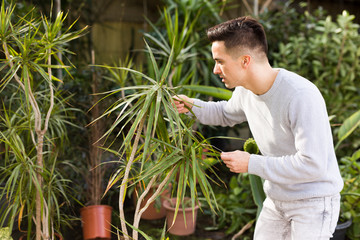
[80,58,113,240]
[130,161,172,220]
[163,197,200,236]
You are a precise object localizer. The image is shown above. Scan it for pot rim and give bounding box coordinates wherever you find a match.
[335,218,352,230]
[80,204,113,212]
[163,197,200,211]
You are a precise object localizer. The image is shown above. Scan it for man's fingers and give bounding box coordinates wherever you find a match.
[220,150,250,173]
[173,95,193,114]
[220,152,233,161]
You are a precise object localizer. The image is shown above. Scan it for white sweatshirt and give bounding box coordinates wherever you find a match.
[190,68,343,201]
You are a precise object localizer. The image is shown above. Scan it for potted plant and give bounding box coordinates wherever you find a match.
[129,161,172,221]
[80,205,112,240]
[89,2,232,239]
[92,36,223,240]
[79,51,113,240]
[132,181,172,220]
[163,197,200,236]
[0,2,87,239]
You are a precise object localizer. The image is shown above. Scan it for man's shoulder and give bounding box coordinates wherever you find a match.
[279,68,320,94]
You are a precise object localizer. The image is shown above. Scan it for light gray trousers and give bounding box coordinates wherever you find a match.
[254,194,340,240]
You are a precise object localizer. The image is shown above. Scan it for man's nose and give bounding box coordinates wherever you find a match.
[213,64,220,75]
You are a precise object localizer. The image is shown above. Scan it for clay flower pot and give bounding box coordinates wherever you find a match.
[80,205,112,240]
[163,197,200,236]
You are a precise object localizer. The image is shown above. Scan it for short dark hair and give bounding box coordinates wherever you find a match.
[207,16,268,56]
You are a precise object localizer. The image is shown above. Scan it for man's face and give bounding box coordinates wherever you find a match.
[211,41,245,89]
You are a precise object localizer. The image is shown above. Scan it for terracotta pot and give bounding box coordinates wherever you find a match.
[80,205,112,240]
[163,197,200,236]
[133,184,171,220]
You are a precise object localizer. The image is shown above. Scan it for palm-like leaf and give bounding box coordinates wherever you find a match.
[0,3,87,238]
[94,38,221,239]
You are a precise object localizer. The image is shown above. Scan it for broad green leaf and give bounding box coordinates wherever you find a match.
[336,110,360,149]
[183,85,233,100]
[249,174,265,219]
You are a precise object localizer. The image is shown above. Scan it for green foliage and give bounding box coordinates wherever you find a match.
[339,150,360,239]
[96,39,223,239]
[243,138,259,155]
[243,138,265,219]
[182,85,233,100]
[0,1,87,237]
[0,227,13,240]
[205,174,256,238]
[259,0,327,59]
[336,110,360,150]
[334,109,360,240]
[144,0,228,94]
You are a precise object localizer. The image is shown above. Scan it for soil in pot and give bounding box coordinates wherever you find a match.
[163,197,200,236]
[80,205,112,240]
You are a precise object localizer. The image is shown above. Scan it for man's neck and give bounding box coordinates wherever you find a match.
[248,63,278,95]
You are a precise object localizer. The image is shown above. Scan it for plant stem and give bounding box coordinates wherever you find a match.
[4,40,50,240]
[119,117,146,240]
[89,49,104,206]
[334,25,348,79]
[132,166,175,239]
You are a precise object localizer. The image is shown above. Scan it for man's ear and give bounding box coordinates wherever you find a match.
[242,55,251,68]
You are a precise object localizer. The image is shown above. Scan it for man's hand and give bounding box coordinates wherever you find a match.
[221,150,250,173]
[173,95,194,114]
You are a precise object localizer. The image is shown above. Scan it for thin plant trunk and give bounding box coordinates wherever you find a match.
[3,42,51,239]
[119,117,146,240]
[13,47,54,240]
[35,134,43,240]
[89,49,104,206]
[34,51,54,240]
[132,166,175,240]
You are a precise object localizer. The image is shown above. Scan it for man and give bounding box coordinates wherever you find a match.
[174,16,343,240]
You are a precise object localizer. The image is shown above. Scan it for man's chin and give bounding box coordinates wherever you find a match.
[224,83,235,90]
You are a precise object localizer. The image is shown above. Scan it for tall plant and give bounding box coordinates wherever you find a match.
[0,2,87,239]
[94,38,221,239]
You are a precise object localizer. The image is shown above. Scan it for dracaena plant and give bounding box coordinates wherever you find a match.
[0,2,87,239]
[92,39,221,240]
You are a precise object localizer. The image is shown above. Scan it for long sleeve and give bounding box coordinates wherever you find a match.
[190,90,247,127]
